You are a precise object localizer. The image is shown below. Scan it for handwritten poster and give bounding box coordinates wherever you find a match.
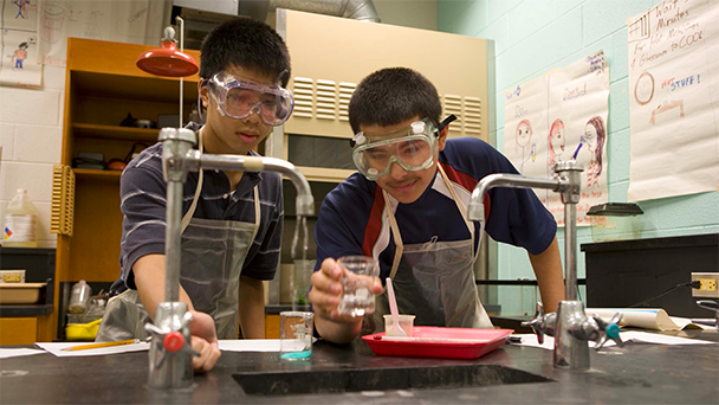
[504,51,610,226]
[37,0,169,67]
[0,0,42,87]
[627,0,719,201]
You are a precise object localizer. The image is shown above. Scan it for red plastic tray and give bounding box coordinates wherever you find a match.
[362,327,514,360]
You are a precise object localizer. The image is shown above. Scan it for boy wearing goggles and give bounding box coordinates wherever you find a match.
[310,68,565,344]
[99,18,293,371]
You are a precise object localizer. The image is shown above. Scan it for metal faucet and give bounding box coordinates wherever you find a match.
[148,128,314,389]
[468,161,622,370]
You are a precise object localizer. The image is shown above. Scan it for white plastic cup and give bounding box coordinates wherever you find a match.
[383,314,416,337]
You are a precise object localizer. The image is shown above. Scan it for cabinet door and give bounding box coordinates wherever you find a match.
[265,314,280,339]
[0,317,38,345]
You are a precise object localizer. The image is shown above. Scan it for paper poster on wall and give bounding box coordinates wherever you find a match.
[627,0,719,201]
[504,51,610,226]
[37,0,169,67]
[0,0,41,87]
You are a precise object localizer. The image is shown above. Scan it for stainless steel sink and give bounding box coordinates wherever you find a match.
[233,364,551,396]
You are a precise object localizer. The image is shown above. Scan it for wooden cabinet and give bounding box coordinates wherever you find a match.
[52,38,200,338]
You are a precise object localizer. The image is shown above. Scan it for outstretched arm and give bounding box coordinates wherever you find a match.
[528,236,565,313]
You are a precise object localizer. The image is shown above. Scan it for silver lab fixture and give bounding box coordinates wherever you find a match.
[468,160,623,370]
[149,128,314,389]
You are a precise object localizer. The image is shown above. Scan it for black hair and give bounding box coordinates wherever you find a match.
[200,17,291,86]
[348,67,442,134]
[19,42,28,49]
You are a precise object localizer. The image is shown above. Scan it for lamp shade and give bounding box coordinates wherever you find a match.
[136,39,198,78]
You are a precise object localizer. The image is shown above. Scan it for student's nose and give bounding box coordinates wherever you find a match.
[388,160,408,180]
[243,104,262,125]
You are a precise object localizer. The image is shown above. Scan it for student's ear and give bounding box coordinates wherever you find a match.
[438,125,450,151]
[198,80,209,108]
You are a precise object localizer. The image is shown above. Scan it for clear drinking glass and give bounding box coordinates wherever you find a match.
[336,256,379,317]
[279,311,314,361]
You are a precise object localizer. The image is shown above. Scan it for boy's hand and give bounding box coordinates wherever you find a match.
[189,310,221,372]
[309,258,383,323]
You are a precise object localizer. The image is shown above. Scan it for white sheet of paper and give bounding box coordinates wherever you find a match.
[669,316,713,331]
[510,331,714,350]
[0,348,45,359]
[510,334,615,350]
[621,331,716,345]
[35,342,150,357]
[218,340,280,352]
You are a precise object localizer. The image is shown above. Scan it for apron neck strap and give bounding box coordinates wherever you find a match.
[383,165,475,279]
[180,127,262,240]
[181,128,204,233]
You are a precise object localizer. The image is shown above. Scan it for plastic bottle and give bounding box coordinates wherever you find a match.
[68,280,92,315]
[3,189,38,248]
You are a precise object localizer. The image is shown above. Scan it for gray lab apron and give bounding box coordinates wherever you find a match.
[367,164,492,333]
[97,130,260,341]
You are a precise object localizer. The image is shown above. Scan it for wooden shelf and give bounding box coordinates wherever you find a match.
[72,123,160,142]
[72,71,198,104]
[72,168,123,181]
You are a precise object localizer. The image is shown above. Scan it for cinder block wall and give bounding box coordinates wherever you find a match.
[0,66,66,248]
[438,0,719,310]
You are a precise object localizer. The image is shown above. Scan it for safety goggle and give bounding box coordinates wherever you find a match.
[351,115,456,180]
[205,71,294,126]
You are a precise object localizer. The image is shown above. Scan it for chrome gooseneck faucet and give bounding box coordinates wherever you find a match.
[468,160,622,370]
[148,128,314,389]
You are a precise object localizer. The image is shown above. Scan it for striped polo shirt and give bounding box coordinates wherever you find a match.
[111,125,283,294]
[314,137,557,279]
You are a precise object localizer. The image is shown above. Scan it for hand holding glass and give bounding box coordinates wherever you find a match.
[336,256,379,317]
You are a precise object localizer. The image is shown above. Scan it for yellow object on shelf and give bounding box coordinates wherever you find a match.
[65,318,102,341]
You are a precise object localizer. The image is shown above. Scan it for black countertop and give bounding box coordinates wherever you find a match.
[1,330,717,404]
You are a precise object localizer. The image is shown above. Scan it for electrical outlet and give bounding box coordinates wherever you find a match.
[692,272,719,298]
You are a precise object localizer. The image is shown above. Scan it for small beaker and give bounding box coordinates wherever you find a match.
[336,256,379,317]
[279,311,314,361]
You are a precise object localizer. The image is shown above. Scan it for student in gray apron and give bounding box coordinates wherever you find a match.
[95,18,294,371]
[310,68,564,344]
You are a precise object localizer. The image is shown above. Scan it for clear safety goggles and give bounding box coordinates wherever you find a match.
[206,71,294,126]
[351,115,456,180]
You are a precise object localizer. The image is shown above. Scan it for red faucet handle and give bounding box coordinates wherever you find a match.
[163,331,185,353]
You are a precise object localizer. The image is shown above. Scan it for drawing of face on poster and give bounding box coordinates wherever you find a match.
[583,116,606,189]
[515,119,537,174]
[548,119,566,165]
[516,119,532,148]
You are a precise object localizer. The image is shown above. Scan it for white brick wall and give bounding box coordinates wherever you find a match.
[0,65,66,248]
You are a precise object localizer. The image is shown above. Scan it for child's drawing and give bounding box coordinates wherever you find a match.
[582,116,606,188]
[515,119,536,173]
[547,118,566,168]
[10,41,28,70]
[12,0,31,19]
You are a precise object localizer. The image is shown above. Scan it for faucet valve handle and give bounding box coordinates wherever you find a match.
[592,312,623,350]
[522,302,547,344]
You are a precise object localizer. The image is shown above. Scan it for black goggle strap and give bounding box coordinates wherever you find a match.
[438,114,457,133]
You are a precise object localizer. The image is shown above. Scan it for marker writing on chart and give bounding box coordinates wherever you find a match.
[572,137,585,160]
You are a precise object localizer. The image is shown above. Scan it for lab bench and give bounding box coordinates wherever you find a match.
[1,329,716,404]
